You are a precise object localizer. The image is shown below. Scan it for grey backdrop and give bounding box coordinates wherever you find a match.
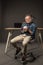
[0,0,43,42]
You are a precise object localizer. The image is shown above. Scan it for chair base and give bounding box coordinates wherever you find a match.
[14,52,36,65]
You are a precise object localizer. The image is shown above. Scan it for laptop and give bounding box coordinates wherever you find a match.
[14,23,22,28]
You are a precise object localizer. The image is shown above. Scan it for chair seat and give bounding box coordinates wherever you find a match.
[29,39,35,44]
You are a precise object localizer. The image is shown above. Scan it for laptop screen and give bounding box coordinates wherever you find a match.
[14,23,22,28]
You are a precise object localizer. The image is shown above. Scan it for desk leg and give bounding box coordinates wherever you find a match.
[5,32,12,54]
[38,31,43,48]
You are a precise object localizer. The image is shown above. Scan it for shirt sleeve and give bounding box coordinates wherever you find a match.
[21,22,27,28]
[30,24,37,35]
[21,23,25,33]
[21,23,24,30]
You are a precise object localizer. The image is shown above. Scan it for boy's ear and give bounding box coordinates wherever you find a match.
[32,17,34,20]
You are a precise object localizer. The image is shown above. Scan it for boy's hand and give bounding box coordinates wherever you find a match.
[23,26,28,32]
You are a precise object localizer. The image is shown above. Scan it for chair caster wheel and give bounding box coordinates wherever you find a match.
[22,61,27,65]
[15,55,17,59]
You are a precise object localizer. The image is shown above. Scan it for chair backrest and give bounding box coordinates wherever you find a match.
[34,27,39,43]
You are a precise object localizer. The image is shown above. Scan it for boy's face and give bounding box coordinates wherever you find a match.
[25,16,32,23]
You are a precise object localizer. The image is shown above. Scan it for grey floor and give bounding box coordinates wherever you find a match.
[0,42,43,65]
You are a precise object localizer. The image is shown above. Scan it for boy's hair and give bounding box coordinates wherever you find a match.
[25,14,33,18]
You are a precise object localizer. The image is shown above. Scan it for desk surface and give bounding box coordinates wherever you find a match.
[4,27,43,30]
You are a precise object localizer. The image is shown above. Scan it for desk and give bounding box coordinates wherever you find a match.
[4,27,43,30]
[4,27,43,53]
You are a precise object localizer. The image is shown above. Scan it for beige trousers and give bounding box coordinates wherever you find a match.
[10,34,31,46]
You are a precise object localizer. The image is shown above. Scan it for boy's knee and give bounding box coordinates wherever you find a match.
[22,42,27,46]
[10,39,14,43]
